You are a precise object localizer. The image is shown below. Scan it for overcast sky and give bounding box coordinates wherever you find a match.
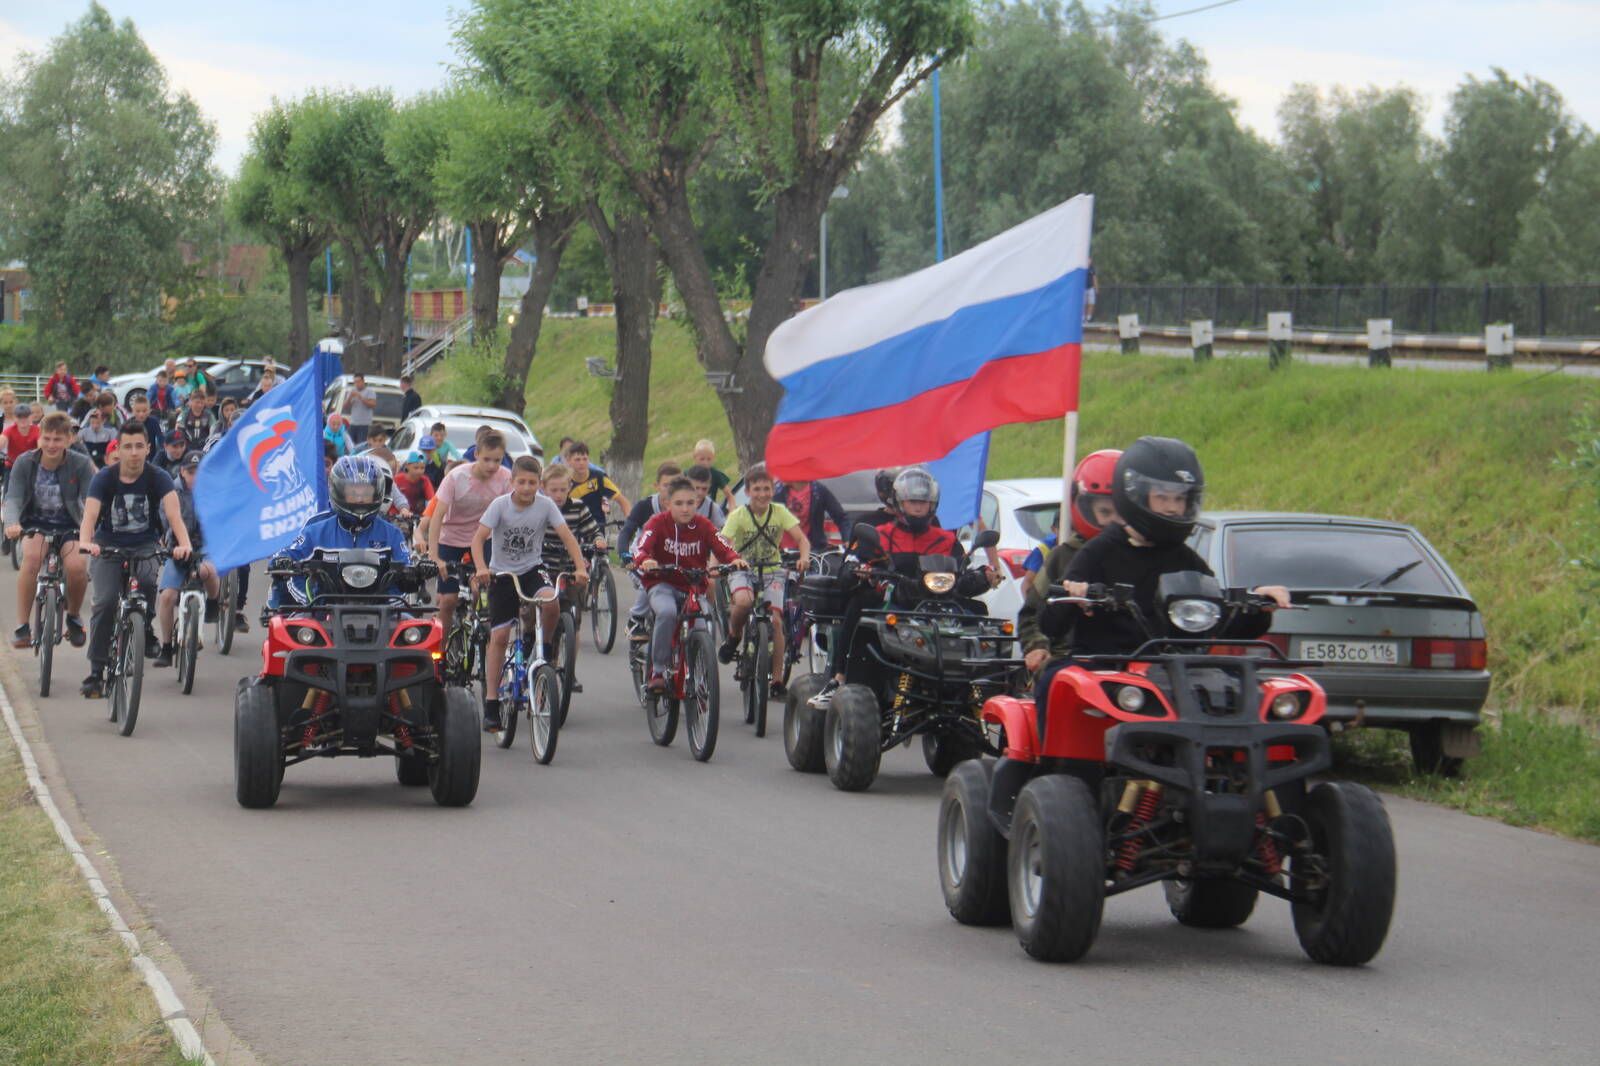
[3,1,1596,175]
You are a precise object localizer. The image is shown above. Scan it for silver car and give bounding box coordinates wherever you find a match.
[1189,512,1489,774]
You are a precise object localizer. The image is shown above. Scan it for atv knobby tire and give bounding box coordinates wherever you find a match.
[234,681,282,809]
[784,674,828,773]
[939,759,1011,926]
[429,686,481,807]
[1292,781,1396,965]
[1007,775,1104,962]
[1165,878,1259,928]
[923,732,981,778]
[824,684,881,792]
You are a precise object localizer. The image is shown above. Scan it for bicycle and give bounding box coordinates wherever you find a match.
[627,564,730,762]
[22,528,74,698]
[735,551,801,738]
[97,546,168,737]
[548,567,582,728]
[215,566,239,655]
[441,561,489,700]
[491,571,565,764]
[585,541,618,654]
[172,555,207,695]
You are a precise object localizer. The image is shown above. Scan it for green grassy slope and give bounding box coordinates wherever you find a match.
[420,319,1600,715]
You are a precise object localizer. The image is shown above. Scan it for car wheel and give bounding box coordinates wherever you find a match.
[938,759,1011,926]
[1409,722,1465,777]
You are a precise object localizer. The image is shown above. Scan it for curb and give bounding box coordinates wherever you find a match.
[0,680,216,1065]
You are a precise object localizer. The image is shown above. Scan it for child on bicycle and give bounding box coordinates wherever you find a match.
[719,463,809,698]
[471,456,589,733]
[153,451,221,668]
[630,476,746,694]
[539,462,606,694]
[77,421,193,698]
[619,461,681,641]
[683,464,727,527]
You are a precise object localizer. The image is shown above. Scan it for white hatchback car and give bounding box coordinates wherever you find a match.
[958,478,1064,623]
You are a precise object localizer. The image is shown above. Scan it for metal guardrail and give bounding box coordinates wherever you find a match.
[1085,322,1600,359]
[402,312,473,376]
[0,373,46,402]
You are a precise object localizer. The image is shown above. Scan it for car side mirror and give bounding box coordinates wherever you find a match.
[973,528,1000,550]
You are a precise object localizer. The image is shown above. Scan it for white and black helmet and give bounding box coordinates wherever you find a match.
[329,454,391,532]
[891,466,940,508]
[1112,436,1204,546]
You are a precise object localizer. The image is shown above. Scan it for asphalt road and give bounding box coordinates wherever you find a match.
[6,562,1599,1066]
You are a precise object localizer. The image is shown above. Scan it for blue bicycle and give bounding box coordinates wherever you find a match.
[494,574,564,764]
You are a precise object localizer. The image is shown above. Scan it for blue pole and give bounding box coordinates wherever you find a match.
[324,247,333,307]
[464,224,473,284]
[932,68,945,263]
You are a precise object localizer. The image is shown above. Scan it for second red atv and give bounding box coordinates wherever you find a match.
[936,571,1397,965]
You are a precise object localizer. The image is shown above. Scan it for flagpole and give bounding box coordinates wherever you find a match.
[1061,409,1077,534]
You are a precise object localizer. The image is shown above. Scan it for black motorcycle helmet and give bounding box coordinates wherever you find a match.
[1112,436,1204,546]
[329,454,390,533]
[874,467,901,508]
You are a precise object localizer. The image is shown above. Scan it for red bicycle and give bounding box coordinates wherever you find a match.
[628,564,734,762]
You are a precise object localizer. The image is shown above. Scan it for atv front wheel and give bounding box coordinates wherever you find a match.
[824,684,881,792]
[235,682,282,809]
[1007,775,1104,961]
[1165,878,1258,928]
[429,686,481,807]
[923,732,982,778]
[1291,781,1396,965]
[783,674,827,773]
[939,759,1011,926]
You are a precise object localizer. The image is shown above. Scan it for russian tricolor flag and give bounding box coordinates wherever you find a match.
[764,195,1092,482]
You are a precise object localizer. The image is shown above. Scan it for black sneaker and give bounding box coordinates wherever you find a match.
[65,615,85,648]
[144,627,160,658]
[482,700,502,733]
[203,598,219,624]
[233,611,250,634]
[769,680,787,700]
[152,643,174,668]
[11,624,30,649]
[807,678,841,709]
[80,673,105,699]
[717,638,738,664]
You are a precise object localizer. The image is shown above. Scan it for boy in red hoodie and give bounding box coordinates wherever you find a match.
[631,476,746,693]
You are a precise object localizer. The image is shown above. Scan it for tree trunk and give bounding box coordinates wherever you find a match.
[340,240,380,374]
[494,211,578,413]
[284,245,315,368]
[376,252,410,377]
[589,205,656,501]
[468,219,504,341]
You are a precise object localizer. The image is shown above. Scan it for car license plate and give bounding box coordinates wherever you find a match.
[1297,639,1400,665]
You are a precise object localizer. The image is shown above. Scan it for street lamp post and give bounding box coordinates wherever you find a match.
[819,185,850,300]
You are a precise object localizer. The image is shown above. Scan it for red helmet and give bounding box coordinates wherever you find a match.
[1070,448,1122,540]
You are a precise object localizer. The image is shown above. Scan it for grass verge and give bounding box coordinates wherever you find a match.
[0,730,190,1065]
[1334,713,1600,843]
[421,321,1600,841]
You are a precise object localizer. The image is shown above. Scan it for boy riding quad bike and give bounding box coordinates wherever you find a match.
[785,467,1018,791]
[235,457,478,809]
[934,439,1397,964]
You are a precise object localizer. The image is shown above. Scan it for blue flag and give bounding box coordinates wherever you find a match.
[195,351,340,573]
[928,431,990,530]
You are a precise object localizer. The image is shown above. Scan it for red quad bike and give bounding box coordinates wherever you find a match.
[234,547,480,809]
[937,571,1397,965]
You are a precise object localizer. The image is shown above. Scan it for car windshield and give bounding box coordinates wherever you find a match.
[441,421,530,455]
[1224,526,1455,594]
[375,392,405,420]
[1014,504,1060,543]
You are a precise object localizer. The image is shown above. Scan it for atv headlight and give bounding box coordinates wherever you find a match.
[293,625,321,646]
[1270,692,1304,720]
[1168,598,1222,633]
[923,572,957,594]
[1114,685,1148,713]
[397,625,427,646]
[343,564,378,589]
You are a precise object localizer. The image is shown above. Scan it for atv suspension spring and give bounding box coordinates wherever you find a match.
[892,671,912,711]
[301,691,333,751]
[1255,812,1283,877]
[1117,783,1163,872]
[389,693,414,751]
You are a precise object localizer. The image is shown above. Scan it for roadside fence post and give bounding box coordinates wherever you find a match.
[1191,319,1213,363]
[1267,311,1292,368]
[1118,313,1141,354]
[1368,319,1392,368]
[1485,324,1514,371]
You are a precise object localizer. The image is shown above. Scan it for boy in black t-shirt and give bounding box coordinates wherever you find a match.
[77,421,193,698]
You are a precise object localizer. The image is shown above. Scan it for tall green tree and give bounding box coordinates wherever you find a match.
[0,3,217,365]
[463,0,974,466]
[233,99,332,365]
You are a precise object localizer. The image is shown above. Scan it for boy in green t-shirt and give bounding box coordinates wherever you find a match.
[693,438,735,512]
[719,463,810,697]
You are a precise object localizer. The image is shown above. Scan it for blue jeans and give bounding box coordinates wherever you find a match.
[648,584,687,674]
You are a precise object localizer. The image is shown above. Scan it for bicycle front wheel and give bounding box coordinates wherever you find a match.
[590,563,617,654]
[179,601,200,695]
[217,569,238,655]
[529,662,561,765]
[112,616,144,737]
[37,585,57,699]
[685,628,720,762]
[555,610,577,728]
[750,618,772,739]
[495,634,521,750]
